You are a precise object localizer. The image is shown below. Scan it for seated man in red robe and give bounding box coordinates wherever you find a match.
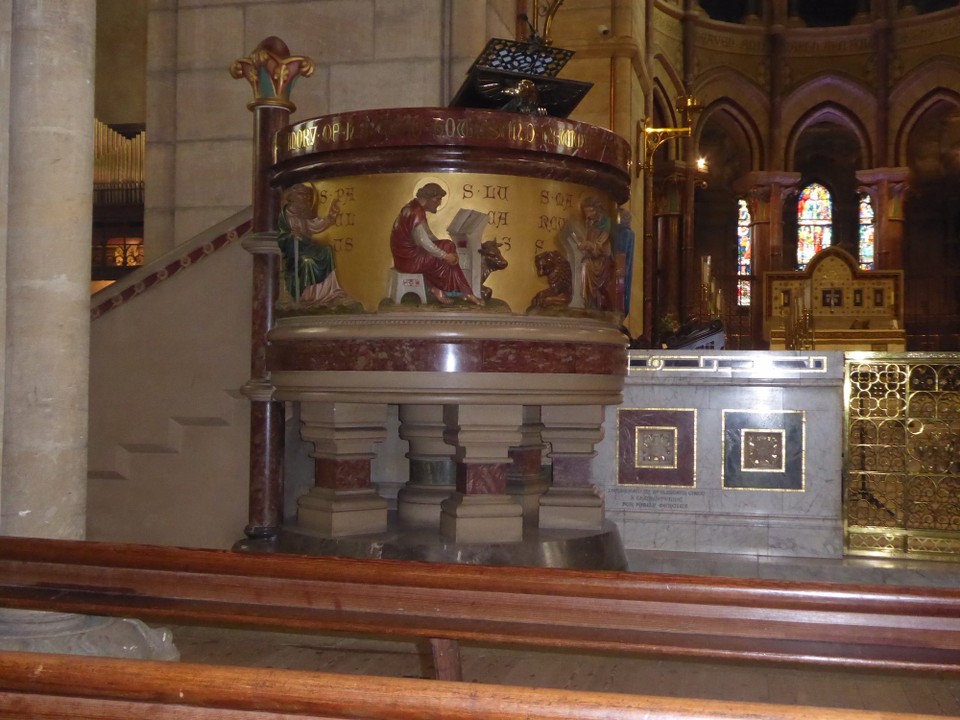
[390,183,483,306]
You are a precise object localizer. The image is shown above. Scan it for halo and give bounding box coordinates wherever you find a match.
[413,176,451,212]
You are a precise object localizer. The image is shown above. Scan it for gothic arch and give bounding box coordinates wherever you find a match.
[693,66,769,147]
[651,51,685,120]
[649,78,686,163]
[695,100,764,176]
[894,87,960,167]
[889,56,960,152]
[781,75,876,168]
[784,102,873,172]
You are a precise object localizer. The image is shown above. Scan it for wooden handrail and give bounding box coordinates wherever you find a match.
[2,537,960,675]
[0,650,950,720]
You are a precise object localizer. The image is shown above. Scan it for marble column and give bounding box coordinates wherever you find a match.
[440,404,524,543]
[396,404,456,528]
[654,170,684,325]
[539,405,605,530]
[231,38,315,540]
[0,0,176,661]
[296,402,389,537]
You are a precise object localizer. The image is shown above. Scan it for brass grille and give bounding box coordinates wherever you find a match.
[845,354,960,558]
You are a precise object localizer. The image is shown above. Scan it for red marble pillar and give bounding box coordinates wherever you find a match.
[642,164,657,346]
[440,404,524,543]
[539,404,605,530]
[655,169,683,327]
[296,402,389,537]
[231,38,314,539]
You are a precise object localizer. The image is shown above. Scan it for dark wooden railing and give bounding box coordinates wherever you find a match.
[1,536,959,719]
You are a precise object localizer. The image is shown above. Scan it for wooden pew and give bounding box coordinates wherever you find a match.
[2,536,960,679]
[0,649,950,720]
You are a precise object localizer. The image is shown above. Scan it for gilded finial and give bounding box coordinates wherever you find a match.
[230,36,315,111]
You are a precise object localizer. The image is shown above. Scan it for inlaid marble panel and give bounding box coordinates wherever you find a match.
[722,410,805,491]
[617,409,696,487]
[597,351,843,558]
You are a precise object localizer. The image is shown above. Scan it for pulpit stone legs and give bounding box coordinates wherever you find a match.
[396,405,456,527]
[506,406,549,527]
[539,405,605,530]
[440,404,524,543]
[296,402,389,536]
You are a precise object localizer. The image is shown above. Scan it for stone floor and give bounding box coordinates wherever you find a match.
[169,549,960,716]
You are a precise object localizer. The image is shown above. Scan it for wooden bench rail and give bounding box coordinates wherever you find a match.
[0,650,950,720]
[2,537,960,674]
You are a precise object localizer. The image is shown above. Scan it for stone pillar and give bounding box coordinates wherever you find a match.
[539,405,605,530]
[231,38,314,540]
[506,406,549,527]
[739,171,800,272]
[744,185,772,346]
[440,404,524,543]
[871,10,891,166]
[857,168,909,271]
[296,402,389,537]
[768,25,786,174]
[2,0,94,540]
[396,404,456,528]
[143,0,177,261]
[736,172,799,342]
[0,0,176,661]
[0,0,11,484]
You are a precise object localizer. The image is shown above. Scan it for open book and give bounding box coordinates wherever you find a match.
[446,208,487,295]
[447,209,488,248]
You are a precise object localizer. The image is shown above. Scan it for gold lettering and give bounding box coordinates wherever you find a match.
[434,117,469,139]
[544,127,584,150]
[508,121,536,143]
[286,125,319,151]
[318,121,354,143]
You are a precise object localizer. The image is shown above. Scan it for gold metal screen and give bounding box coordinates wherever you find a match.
[845,354,960,558]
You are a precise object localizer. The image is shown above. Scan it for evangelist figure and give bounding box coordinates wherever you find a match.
[278,183,346,305]
[389,182,483,306]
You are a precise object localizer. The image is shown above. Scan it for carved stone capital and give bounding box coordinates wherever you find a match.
[230,36,314,111]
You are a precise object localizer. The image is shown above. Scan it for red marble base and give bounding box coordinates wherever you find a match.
[314,457,371,490]
[551,455,595,488]
[457,462,508,495]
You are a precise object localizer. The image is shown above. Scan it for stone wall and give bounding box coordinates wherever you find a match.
[144,0,518,257]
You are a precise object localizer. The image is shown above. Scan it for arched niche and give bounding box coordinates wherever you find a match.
[785,110,868,264]
[902,97,960,348]
[692,106,758,348]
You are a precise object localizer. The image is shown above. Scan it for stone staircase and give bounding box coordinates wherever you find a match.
[86,210,255,549]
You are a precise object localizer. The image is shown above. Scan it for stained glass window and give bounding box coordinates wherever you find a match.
[737,198,751,307]
[858,192,875,270]
[796,182,832,270]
